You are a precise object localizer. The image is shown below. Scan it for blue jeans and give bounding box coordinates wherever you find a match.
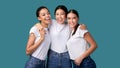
[47,50,72,68]
[73,56,96,68]
[25,56,45,68]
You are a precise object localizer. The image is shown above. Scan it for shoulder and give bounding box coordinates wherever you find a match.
[29,25,37,33]
[29,23,42,33]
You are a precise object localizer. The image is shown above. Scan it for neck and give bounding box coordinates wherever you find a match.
[71,27,75,31]
[41,22,48,28]
[57,21,66,25]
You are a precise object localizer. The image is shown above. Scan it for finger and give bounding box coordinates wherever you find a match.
[39,28,44,31]
[82,24,86,26]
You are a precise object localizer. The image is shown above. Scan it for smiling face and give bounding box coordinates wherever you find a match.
[67,12,79,28]
[55,9,66,24]
[38,8,51,24]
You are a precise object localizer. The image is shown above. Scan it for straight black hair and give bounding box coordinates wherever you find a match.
[68,9,79,18]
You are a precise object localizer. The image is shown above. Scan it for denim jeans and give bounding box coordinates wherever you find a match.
[47,50,72,68]
[73,56,96,68]
[25,56,45,68]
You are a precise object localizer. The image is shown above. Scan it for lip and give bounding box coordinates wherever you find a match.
[45,17,50,20]
[45,17,51,21]
[57,19,63,22]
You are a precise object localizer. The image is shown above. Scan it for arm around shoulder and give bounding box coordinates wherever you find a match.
[79,24,87,30]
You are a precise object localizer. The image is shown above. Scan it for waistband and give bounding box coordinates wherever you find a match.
[29,56,45,61]
[49,50,68,55]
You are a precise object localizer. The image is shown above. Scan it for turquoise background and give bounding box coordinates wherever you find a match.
[0,0,120,68]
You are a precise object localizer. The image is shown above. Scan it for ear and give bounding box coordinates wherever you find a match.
[37,17,41,21]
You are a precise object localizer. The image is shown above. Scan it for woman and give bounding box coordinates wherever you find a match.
[25,6,51,68]
[67,9,97,68]
[47,5,72,68]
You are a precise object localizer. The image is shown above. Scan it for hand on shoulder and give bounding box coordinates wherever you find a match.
[34,23,43,30]
[35,23,45,40]
[79,24,87,30]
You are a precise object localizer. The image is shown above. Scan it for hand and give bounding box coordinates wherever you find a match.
[79,24,87,30]
[39,28,46,40]
[74,56,84,66]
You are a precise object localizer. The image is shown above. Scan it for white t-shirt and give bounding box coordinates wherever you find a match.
[49,19,71,53]
[29,26,51,60]
[67,26,89,60]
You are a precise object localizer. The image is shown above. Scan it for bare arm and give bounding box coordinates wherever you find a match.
[82,32,97,58]
[74,32,97,65]
[26,28,45,55]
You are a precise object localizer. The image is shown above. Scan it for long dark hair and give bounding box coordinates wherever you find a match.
[67,9,79,35]
[72,24,79,35]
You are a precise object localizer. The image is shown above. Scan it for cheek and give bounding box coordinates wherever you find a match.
[73,20,77,24]
[55,14,58,18]
[62,15,66,20]
[40,18,45,21]
[39,16,44,20]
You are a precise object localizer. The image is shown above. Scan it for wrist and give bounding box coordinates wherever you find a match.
[81,54,85,60]
[40,37,44,41]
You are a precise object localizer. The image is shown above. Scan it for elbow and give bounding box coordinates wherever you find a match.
[94,43,98,50]
[26,49,31,55]
[96,44,98,49]
[91,42,98,50]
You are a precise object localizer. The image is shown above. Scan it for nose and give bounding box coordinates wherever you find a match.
[46,14,50,17]
[58,14,62,18]
[69,19,73,22]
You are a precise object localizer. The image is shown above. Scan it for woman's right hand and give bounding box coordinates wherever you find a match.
[35,23,46,41]
[39,27,46,41]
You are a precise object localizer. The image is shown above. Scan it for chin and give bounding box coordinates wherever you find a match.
[47,21,51,23]
[57,21,64,24]
[69,26,74,28]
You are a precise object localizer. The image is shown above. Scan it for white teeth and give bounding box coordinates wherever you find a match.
[45,18,51,20]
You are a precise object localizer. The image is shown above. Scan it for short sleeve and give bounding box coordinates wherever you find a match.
[78,26,88,37]
[29,26,37,37]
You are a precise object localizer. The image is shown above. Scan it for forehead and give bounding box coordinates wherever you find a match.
[56,9,65,13]
[39,8,49,13]
[67,13,77,17]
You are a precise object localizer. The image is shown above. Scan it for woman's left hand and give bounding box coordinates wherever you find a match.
[79,24,87,30]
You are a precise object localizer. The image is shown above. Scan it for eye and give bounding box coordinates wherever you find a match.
[61,13,65,15]
[47,12,50,15]
[73,17,77,19]
[67,17,70,20]
[41,13,45,16]
[56,13,59,16]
